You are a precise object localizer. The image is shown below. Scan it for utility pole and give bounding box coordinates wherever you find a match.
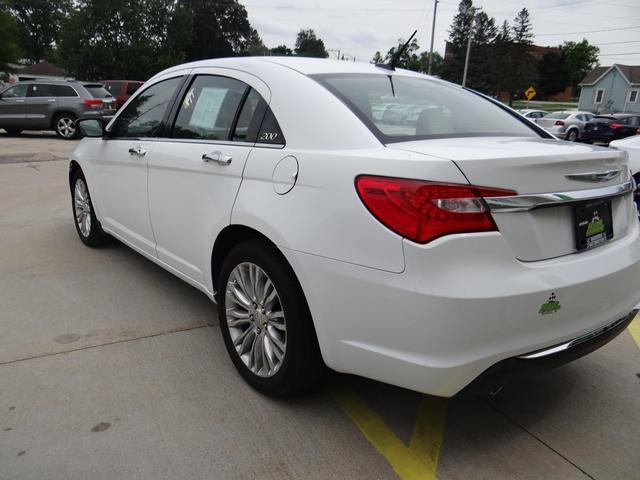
[427,0,439,75]
[461,9,476,87]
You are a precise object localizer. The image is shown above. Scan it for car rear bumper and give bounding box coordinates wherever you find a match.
[582,132,615,143]
[456,309,637,396]
[282,222,640,397]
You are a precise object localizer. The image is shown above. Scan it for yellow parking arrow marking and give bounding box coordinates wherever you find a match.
[629,314,640,348]
[333,387,446,480]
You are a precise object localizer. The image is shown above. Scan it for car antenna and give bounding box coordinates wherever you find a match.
[376,30,418,71]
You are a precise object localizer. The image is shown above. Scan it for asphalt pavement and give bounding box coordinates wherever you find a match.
[1,138,639,479]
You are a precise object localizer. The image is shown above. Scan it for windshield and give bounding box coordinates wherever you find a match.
[84,85,112,98]
[312,73,539,143]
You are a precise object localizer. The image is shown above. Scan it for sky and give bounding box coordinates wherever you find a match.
[242,0,640,66]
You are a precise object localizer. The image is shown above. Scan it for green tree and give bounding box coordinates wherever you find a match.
[382,37,421,70]
[440,0,476,85]
[180,0,255,60]
[246,28,269,55]
[371,51,384,64]
[419,51,443,76]
[538,51,570,96]
[271,44,293,56]
[562,39,599,92]
[509,8,537,103]
[0,5,22,73]
[7,0,71,62]
[57,0,191,80]
[294,29,328,58]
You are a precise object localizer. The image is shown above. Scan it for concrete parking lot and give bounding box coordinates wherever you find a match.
[1,136,639,480]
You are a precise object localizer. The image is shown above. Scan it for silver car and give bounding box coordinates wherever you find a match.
[537,110,594,142]
[517,109,549,121]
[0,80,116,139]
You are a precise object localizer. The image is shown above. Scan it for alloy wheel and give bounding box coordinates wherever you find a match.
[225,262,287,378]
[57,117,76,138]
[74,178,92,237]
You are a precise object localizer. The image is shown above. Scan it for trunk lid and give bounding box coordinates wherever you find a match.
[388,137,634,261]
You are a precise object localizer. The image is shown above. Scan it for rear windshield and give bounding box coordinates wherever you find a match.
[592,116,615,123]
[84,84,112,98]
[311,73,538,142]
[545,112,570,119]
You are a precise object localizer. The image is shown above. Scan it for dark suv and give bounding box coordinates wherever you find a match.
[0,80,116,139]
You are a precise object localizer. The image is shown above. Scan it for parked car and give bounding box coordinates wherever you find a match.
[610,135,640,206]
[582,114,640,145]
[517,109,549,121]
[70,57,640,397]
[537,110,594,141]
[0,80,116,139]
[101,80,144,109]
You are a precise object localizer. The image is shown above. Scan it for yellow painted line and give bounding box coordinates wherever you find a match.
[409,396,448,476]
[629,314,640,348]
[333,387,446,480]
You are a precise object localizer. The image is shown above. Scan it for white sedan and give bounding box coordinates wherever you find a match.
[70,57,640,397]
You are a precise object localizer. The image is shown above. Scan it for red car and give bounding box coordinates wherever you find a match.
[100,80,144,109]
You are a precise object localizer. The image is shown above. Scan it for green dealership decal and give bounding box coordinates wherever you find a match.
[586,211,605,237]
[539,292,561,315]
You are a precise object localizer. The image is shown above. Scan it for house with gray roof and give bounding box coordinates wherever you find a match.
[578,64,640,114]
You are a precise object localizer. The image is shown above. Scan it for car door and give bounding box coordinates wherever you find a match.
[26,83,57,128]
[91,74,186,256]
[0,84,28,128]
[147,69,271,286]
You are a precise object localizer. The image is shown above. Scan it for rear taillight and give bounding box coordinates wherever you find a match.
[555,120,565,126]
[83,99,103,108]
[355,175,516,244]
[610,123,624,130]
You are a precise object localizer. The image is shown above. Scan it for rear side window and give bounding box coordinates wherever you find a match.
[111,76,183,138]
[28,84,55,97]
[104,82,125,95]
[312,73,537,142]
[127,82,142,95]
[546,112,570,119]
[233,88,263,142]
[172,75,247,141]
[84,85,112,98]
[51,85,78,97]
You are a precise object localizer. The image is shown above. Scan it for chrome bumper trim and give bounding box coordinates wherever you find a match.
[485,181,633,213]
[518,313,634,360]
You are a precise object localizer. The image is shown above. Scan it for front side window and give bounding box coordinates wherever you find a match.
[173,75,248,141]
[2,84,28,98]
[104,82,125,96]
[127,82,142,95]
[594,89,605,104]
[312,74,538,143]
[112,76,183,138]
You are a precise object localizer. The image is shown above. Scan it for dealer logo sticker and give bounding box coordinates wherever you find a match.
[539,292,561,315]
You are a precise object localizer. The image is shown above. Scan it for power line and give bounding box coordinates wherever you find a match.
[536,25,640,36]
[599,52,640,56]
[596,40,640,46]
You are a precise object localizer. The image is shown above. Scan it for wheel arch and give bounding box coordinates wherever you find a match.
[68,159,82,187]
[211,224,282,294]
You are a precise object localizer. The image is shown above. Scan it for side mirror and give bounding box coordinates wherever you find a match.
[77,118,104,137]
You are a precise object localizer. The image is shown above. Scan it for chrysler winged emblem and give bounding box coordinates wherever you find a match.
[565,169,622,182]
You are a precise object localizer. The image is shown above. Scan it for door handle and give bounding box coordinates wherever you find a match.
[15,99,25,103]
[128,146,147,156]
[202,151,232,166]
[47,99,56,102]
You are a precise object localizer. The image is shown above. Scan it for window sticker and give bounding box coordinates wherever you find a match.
[183,87,195,109]
[189,87,228,129]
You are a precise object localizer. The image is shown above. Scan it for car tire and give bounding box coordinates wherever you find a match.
[54,114,78,139]
[566,129,579,142]
[217,239,324,396]
[70,170,111,247]
[4,128,22,136]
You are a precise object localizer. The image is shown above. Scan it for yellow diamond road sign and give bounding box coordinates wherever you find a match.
[525,86,536,101]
